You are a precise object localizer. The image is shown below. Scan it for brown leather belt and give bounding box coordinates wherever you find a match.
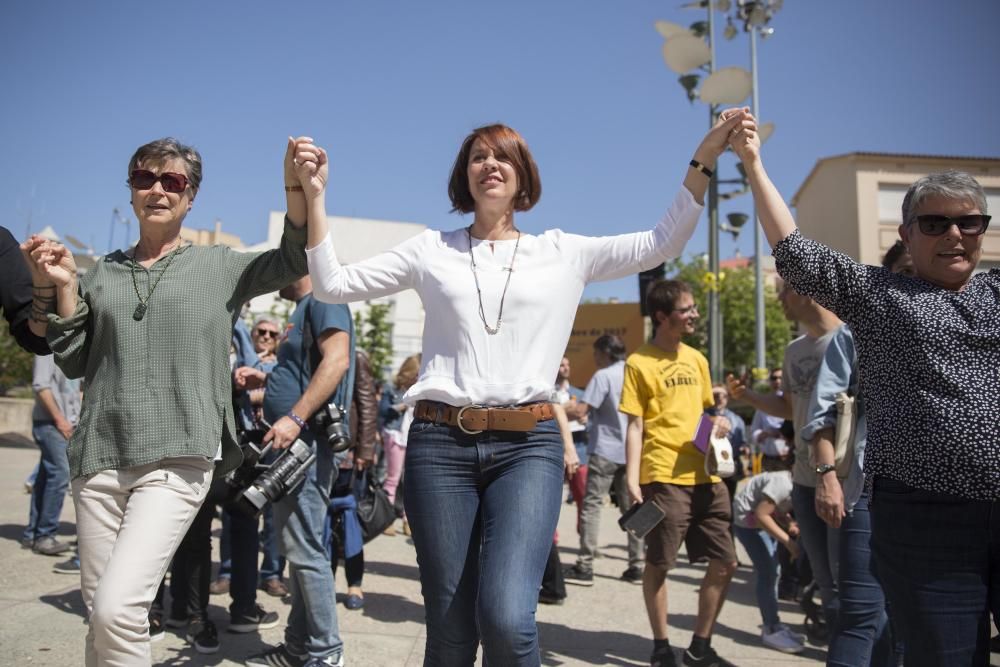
[414,400,555,435]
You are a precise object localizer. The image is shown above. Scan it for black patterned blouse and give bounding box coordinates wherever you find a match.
[773,230,1000,500]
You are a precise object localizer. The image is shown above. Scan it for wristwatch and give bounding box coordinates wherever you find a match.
[814,463,836,476]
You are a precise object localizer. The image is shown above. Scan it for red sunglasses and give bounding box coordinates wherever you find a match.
[130,169,190,194]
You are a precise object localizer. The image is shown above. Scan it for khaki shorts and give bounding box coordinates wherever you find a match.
[641,481,736,570]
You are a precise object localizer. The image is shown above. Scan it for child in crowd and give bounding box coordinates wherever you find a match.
[732,459,806,654]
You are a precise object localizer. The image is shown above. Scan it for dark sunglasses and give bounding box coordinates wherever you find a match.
[911,214,990,236]
[254,329,279,338]
[130,169,190,194]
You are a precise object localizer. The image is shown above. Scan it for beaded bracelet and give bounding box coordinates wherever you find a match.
[286,411,307,428]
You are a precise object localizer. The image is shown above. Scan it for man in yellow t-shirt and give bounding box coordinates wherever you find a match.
[622,279,737,667]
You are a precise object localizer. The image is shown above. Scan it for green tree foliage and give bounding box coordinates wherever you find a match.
[353,302,394,382]
[0,326,35,396]
[665,256,793,377]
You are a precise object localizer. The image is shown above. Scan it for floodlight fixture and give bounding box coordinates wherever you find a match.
[662,33,712,73]
[700,66,752,105]
[654,20,689,39]
[689,20,709,38]
[724,17,738,40]
[679,74,701,103]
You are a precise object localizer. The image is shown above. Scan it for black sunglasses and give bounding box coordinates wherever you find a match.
[129,169,190,194]
[254,329,279,338]
[911,214,990,236]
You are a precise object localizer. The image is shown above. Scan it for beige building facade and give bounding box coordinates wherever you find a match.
[792,152,1000,270]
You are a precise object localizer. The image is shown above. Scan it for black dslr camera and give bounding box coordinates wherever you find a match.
[311,402,351,453]
[225,427,316,517]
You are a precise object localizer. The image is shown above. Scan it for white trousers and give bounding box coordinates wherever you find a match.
[72,457,213,667]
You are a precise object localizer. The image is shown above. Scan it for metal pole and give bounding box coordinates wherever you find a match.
[707,1,722,382]
[750,25,766,377]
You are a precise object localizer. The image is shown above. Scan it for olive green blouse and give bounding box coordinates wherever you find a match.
[48,219,308,480]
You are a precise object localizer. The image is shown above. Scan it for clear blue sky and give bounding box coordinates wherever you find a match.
[2,1,998,302]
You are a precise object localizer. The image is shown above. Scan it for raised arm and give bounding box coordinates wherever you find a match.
[727,107,797,247]
[560,112,748,284]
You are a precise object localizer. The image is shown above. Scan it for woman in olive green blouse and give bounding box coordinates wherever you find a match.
[21,136,324,665]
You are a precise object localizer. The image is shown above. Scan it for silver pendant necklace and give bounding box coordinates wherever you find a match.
[467,226,521,335]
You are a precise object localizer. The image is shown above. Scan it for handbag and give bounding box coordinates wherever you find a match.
[833,392,857,479]
[351,469,396,543]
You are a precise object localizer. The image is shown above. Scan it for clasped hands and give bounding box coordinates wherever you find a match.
[285,136,329,200]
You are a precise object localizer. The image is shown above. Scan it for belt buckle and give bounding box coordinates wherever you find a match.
[456,405,485,435]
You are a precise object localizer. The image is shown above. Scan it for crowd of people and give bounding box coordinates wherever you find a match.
[1,104,996,667]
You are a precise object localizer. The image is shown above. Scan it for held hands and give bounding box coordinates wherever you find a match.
[697,109,749,160]
[719,106,761,165]
[285,136,328,200]
[20,236,77,289]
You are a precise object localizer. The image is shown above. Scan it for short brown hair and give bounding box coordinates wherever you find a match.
[645,279,692,321]
[447,124,541,214]
[127,137,203,194]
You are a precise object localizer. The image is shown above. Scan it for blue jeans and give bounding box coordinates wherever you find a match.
[274,433,342,660]
[734,525,780,629]
[871,477,1000,667]
[24,423,70,541]
[828,491,902,667]
[791,483,840,625]
[403,418,564,666]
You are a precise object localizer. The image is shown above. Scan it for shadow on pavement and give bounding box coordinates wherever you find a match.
[355,591,425,624]
[40,588,87,619]
[538,621,647,665]
[0,521,77,545]
[364,559,421,581]
[0,432,34,449]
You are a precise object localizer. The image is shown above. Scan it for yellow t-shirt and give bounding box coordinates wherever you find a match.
[619,342,716,486]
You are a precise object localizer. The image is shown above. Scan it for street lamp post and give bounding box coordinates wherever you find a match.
[656,0,780,382]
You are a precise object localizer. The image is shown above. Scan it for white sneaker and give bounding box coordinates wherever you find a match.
[774,623,808,645]
[762,626,805,654]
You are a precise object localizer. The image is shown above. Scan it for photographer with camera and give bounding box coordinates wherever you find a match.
[236,274,355,667]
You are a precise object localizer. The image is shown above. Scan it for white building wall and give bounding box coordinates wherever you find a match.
[238,213,427,381]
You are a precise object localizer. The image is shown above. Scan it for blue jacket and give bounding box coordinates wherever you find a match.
[802,324,866,511]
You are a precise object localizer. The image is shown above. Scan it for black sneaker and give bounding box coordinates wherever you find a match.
[245,643,309,667]
[563,564,594,586]
[537,590,566,605]
[149,613,165,643]
[651,645,678,667]
[230,603,280,633]
[53,557,80,574]
[620,566,644,584]
[682,647,736,667]
[187,617,220,654]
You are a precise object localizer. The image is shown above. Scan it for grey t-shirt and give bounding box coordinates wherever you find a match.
[733,470,794,528]
[785,331,836,486]
[581,360,628,465]
[32,354,81,425]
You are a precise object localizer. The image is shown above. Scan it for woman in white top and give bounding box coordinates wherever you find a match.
[295,116,742,666]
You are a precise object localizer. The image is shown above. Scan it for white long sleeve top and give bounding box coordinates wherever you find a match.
[307,186,703,407]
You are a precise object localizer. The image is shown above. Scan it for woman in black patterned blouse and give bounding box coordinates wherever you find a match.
[723,106,998,667]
